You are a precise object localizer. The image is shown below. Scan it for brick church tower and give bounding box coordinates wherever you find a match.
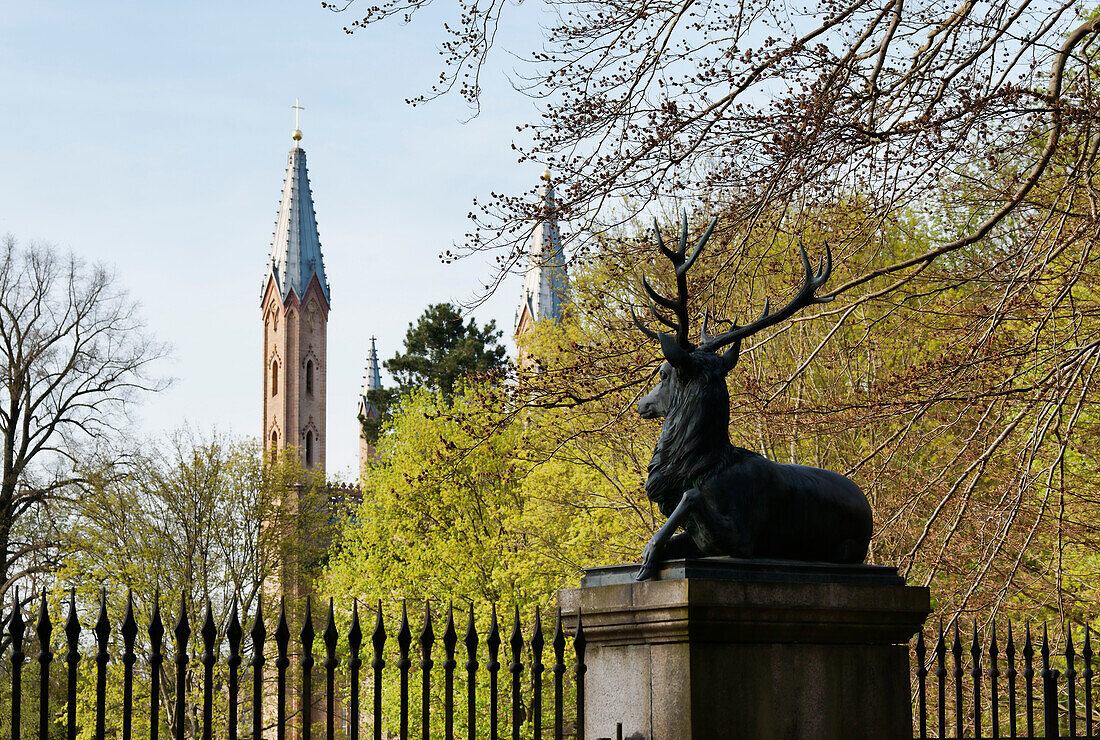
[261,122,330,476]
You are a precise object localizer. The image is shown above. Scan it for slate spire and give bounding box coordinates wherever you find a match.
[363,338,382,395]
[263,135,330,307]
[516,168,567,332]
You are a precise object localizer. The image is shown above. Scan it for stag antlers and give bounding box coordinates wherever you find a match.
[634,212,834,361]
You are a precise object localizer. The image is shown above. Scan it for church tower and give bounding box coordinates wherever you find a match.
[357,336,382,472]
[262,122,330,476]
[515,168,568,338]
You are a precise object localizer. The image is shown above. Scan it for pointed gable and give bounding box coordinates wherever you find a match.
[263,145,331,308]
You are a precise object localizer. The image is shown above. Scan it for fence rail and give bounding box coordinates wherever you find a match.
[2,590,586,740]
[912,619,1096,739]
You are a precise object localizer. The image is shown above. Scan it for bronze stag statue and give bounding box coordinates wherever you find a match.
[633,214,873,581]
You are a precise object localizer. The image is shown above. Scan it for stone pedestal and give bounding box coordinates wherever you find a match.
[558,558,930,740]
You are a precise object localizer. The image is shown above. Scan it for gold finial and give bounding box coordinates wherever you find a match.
[291,98,304,145]
[541,166,551,181]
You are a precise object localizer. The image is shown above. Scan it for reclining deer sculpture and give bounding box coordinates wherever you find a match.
[633,214,873,581]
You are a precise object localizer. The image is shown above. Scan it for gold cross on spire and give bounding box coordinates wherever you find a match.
[291,98,304,145]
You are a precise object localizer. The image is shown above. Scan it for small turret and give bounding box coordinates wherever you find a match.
[358,337,383,473]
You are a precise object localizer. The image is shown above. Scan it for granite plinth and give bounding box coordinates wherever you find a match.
[559,557,930,740]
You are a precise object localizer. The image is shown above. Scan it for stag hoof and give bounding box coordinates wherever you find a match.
[635,540,662,581]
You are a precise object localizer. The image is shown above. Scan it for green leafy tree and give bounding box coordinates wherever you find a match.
[328,379,627,737]
[45,430,328,740]
[360,302,507,444]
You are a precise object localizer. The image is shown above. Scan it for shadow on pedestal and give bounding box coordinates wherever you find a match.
[559,557,930,740]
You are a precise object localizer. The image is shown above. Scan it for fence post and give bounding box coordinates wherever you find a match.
[325,598,339,740]
[1042,623,1059,739]
[35,592,51,740]
[173,598,190,740]
[121,592,138,740]
[250,601,267,740]
[301,599,315,740]
[227,599,242,740]
[419,602,434,740]
[149,597,164,740]
[94,590,110,740]
[10,588,26,740]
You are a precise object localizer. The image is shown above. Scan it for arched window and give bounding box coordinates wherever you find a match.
[305,431,314,468]
[306,360,314,396]
[272,359,279,396]
[270,431,278,463]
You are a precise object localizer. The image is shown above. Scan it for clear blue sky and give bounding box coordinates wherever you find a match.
[2,1,543,479]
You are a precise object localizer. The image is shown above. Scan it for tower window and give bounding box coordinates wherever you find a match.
[306,360,314,395]
[305,431,314,468]
[272,359,279,396]
[270,431,278,464]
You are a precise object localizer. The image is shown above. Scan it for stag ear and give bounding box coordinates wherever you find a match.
[659,333,691,368]
[720,338,742,373]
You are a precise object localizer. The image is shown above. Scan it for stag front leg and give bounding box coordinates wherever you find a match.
[636,487,701,581]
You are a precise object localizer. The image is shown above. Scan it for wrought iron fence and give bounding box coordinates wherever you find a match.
[8,588,1099,740]
[911,619,1096,739]
[1,589,586,740]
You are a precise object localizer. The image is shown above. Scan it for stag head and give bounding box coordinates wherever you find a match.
[634,213,834,416]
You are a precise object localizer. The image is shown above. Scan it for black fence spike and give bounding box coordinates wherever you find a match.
[442,602,457,740]
[953,620,964,740]
[10,587,26,740]
[250,600,266,740]
[420,601,435,740]
[553,607,566,740]
[64,588,79,740]
[971,622,982,738]
[988,619,1000,739]
[1024,620,1035,738]
[1006,620,1017,739]
[510,605,525,740]
[1066,623,1078,738]
[488,604,501,740]
[201,601,216,740]
[173,595,190,740]
[301,598,315,740]
[325,598,339,740]
[1084,627,1094,739]
[532,609,545,740]
[149,593,164,740]
[398,599,412,740]
[464,604,479,740]
[121,590,138,740]
[1042,622,1058,738]
[227,597,242,740]
[348,600,362,740]
[371,600,386,740]
[275,597,290,740]
[94,588,110,740]
[935,618,946,739]
[36,589,52,740]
